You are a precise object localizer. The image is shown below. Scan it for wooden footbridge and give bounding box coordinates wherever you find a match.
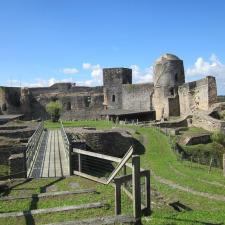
[26,123,70,178]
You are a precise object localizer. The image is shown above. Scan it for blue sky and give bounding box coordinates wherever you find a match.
[0,0,225,94]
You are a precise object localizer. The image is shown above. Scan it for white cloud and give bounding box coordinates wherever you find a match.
[186,54,225,94]
[82,63,92,70]
[62,68,79,75]
[130,64,153,83]
[5,77,75,88]
[81,62,103,86]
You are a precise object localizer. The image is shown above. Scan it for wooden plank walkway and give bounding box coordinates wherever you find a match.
[29,129,69,178]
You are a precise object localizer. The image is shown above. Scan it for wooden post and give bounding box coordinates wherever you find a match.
[208,157,213,173]
[69,145,72,175]
[223,154,225,177]
[144,170,151,216]
[115,181,121,215]
[78,154,82,172]
[123,165,127,187]
[132,155,141,221]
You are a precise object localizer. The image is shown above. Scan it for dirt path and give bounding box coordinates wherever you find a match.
[153,173,225,202]
[168,163,225,188]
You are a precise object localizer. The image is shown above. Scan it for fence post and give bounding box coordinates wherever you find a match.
[223,154,225,177]
[114,180,121,215]
[144,170,151,216]
[208,157,213,173]
[78,153,82,172]
[132,155,141,222]
[69,145,72,175]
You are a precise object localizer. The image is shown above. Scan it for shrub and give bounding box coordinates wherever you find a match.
[211,132,225,147]
[46,101,62,122]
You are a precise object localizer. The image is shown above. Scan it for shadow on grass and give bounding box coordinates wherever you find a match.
[24,177,64,225]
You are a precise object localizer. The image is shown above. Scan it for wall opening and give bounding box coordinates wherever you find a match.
[112,95,115,102]
[66,102,71,110]
[175,73,178,82]
[84,96,91,107]
[169,88,175,96]
[2,103,7,111]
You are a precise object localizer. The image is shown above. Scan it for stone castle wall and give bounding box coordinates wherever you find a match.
[0,54,219,121]
[178,76,217,116]
[122,83,154,111]
[103,68,132,110]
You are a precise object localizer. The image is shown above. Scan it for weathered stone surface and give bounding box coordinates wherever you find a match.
[9,152,26,178]
[178,134,211,146]
[67,128,133,157]
[0,53,219,125]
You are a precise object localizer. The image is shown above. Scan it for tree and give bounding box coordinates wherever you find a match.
[46,101,62,122]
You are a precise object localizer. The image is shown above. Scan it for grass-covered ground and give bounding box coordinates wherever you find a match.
[0,176,132,225]
[0,164,8,177]
[56,120,225,224]
[1,120,225,224]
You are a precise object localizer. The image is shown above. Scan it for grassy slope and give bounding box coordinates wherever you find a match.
[134,126,225,224]
[2,120,224,224]
[52,120,225,224]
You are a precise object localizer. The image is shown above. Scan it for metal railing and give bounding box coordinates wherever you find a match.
[26,121,44,175]
[60,120,72,175]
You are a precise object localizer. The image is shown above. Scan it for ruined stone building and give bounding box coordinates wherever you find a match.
[0,54,219,122]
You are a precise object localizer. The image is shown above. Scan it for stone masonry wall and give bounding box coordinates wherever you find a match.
[103,68,132,110]
[178,76,217,116]
[66,128,133,157]
[122,83,154,111]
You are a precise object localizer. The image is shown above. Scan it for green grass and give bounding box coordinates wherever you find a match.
[53,120,225,223]
[179,127,211,135]
[44,120,113,129]
[0,176,132,225]
[0,164,8,177]
[2,120,225,224]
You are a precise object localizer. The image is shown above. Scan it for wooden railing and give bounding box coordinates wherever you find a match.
[72,147,151,223]
[60,121,72,175]
[73,146,134,184]
[26,121,44,176]
[114,156,151,221]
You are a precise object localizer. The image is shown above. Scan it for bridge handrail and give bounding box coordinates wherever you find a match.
[60,120,71,175]
[26,121,44,173]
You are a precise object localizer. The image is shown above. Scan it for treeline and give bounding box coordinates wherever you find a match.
[217,95,225,102]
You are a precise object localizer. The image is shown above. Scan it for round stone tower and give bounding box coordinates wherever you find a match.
[152,53,185,120]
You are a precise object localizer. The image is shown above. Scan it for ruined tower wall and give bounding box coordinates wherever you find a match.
[178,76,217,115]
[0,87,22,115]
[103,68,132,110]
[31,89,104,120]
[122,83,154,111]
[152,54,185,120]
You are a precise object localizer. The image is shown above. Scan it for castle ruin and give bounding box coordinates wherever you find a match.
[0,53,219,123]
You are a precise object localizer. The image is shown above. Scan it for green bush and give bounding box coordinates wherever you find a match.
[219,110,225,120]
[211,132,225,146]
[46,101,62,122]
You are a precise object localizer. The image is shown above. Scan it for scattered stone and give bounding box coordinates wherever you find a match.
[69,182,80,189]
[45,184,58,192]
